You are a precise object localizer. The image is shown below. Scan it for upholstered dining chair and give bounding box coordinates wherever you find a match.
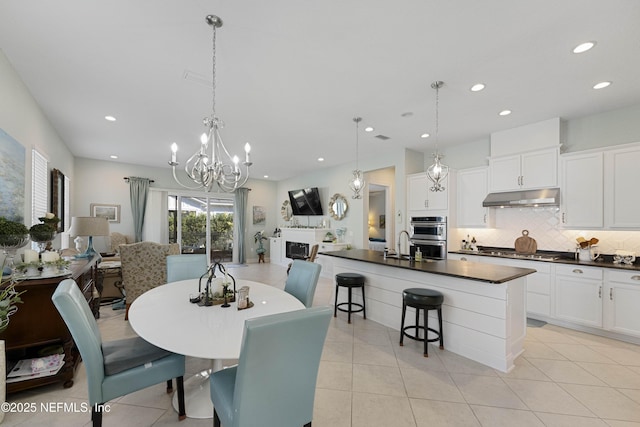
[287,243,319,274]
[52,279,186,427]
[284,259,322,308]
[209,306,331,427]
[166,254,208,283]
[119,241,180,319]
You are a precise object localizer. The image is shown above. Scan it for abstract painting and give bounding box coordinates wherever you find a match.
[0,129,26,222]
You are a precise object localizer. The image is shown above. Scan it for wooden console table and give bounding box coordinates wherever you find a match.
[0,255,99,394]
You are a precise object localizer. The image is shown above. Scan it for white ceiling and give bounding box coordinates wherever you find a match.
[1,1,639,181]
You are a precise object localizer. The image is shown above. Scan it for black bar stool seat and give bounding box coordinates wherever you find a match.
[399,287,444,357]
[334,273,366,324]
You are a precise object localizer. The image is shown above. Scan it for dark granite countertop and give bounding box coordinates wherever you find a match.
[321,249,536,284]
[449,248,640,272]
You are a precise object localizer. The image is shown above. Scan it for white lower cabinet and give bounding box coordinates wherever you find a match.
[605,270,640,337]
[555,265,603,328]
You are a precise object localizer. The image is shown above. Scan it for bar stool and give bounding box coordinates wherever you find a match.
[399,288,444,357]
[334,273,366,324]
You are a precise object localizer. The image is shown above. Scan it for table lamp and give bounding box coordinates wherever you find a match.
[68,216,110,258]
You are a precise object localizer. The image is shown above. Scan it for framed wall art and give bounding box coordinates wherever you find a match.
[90,203,121,223]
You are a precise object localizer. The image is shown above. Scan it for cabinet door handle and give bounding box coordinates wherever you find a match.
[425,200,428,208]
[632,275,640,281]
[483,214,487,223]
[572,269,583,274]
[520,176,524,186]
[562,213,565,223]
[598,286,602,298]
[610,288,613,300]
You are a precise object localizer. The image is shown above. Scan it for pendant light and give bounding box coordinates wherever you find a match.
[426,81,449,192]
[348,117,366,199]
[169,15,252,192]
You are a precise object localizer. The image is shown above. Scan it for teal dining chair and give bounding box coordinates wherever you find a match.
[52,279,186,427]
[284,259,322,308]
[166,254,208,282]
[209,306,332,427]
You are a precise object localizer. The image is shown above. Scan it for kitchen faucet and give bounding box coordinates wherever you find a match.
[398,230,410,255]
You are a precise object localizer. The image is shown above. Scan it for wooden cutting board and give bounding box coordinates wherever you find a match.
[514,230,537,254]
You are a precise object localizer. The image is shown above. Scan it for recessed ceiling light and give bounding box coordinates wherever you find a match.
[573,41,596,54]
[593,81,611,89]
[317,157,324,162]
[400,112,413,117]
[470,83,485,92]
[105,115,116,122]
[109,155,118,159]
[499,110,512,116]
[364,126,374,132]
[263,175,269,179]
[420,133,430,139]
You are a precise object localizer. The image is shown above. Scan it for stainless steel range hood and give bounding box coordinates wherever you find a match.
[482,188,560,208]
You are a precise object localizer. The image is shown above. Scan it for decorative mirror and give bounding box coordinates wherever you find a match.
[329,193,348,221]
[280,200,293,221]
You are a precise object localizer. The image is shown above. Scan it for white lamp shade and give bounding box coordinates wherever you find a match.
[68,216,110,237]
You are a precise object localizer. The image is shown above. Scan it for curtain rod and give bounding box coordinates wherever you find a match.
[123,177,155,183]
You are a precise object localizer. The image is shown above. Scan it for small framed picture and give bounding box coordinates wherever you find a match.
[90,203,121,223]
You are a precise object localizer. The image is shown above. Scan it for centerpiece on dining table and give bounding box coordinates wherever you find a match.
[191,261,236,307]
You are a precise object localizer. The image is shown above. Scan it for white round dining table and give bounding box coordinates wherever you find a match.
[128,279,305,419]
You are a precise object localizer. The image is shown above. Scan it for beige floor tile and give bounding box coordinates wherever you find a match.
[313,388,352,427]
[353,343,398,367]
[394,341,448,372]
[410,399,480,427]
[527,327,581,344]
[353,326,394,346]
[317,360,352,391]
[322,340,353,363]
[502,377,594,416]
[352,364,406,397]
[496,356,551,381]
[351,392,416,427]
[619,388,640,405]
[534,412,608,427]
[603,420,640,427]
[560,383,640,422]
[590,346,640,367]
[470,405,544,427]
[401,367,465,402]
[523,341,568,360]
[577,362,640,389]
[546,343,617,363]
[450,373,527,409]
[117,382,174,409]
[526,358,607,385]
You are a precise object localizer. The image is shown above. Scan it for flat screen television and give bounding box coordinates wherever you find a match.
[288,187,324,216]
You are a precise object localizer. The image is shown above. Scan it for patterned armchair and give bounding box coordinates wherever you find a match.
[119,241,180,320]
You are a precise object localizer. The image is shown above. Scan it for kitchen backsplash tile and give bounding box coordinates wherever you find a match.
[452,208,640,255]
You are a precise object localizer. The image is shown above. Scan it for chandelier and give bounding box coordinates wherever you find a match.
[348,117,366,199]
[426,81,449,192]
[169,15,252,193]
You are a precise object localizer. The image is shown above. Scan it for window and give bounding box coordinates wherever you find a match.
[31,149,48,250]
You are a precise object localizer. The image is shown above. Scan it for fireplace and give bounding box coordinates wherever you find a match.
[286,241,309,259]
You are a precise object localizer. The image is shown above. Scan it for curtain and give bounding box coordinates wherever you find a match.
[143,189,168,243]
[234,188,249,264]
[128,177,150,242]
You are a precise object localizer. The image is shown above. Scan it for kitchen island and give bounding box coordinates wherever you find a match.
[322,249,536,372]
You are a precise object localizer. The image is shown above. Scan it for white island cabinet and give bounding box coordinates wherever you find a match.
[325,250,533,373]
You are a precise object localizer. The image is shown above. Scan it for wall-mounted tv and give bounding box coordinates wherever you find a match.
[288,187,324,216]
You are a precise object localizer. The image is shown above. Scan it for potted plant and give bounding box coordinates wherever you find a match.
[0,217,30,273]
[0,259,26,333]
[29,213,60,252]
[254,231,267,255]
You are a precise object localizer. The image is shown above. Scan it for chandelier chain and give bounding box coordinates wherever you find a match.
[211,20,217,118]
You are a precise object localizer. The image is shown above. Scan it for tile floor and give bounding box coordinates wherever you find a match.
[4,263,640,426]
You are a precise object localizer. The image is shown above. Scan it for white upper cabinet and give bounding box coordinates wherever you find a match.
[407,173,448,212]
[560,151,604,228]
[489,148,559,192]
[604,144,640,228]
[456,167,492,228]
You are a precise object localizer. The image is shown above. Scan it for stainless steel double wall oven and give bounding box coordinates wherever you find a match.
[409,216,447,260]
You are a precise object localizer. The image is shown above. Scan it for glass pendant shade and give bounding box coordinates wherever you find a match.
[427,153,449,192]
[349,169,365,199]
